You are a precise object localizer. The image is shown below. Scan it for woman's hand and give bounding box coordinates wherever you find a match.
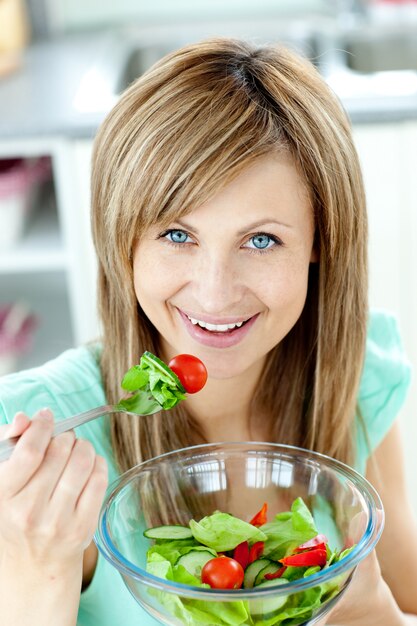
[318,550,405,626]
[0,408,108,571]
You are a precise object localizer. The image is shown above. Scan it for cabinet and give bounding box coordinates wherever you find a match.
[0,136,98,371]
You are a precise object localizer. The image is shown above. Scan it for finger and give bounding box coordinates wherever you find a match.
[75,456,108,540]
[354,547,382,580]
[17,431,77,507]
[0,409,54,496]
[0,412,31,441]
[325,549,382,624]
[50,439,97,512]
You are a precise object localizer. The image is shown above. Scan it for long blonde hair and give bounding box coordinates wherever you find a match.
[91,38,368,473]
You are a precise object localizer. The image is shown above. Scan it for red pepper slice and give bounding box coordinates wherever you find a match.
[280,547,327,568]
[295,542,327,554]
[233,541,250,569]
[248,541,265,564]
[295,534,328,551]
[264,566,287,580]
[249,502,268,526]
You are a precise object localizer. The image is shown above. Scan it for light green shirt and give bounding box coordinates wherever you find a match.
[0,310,411,626]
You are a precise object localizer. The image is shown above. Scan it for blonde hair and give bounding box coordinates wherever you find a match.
[91,38,368,473]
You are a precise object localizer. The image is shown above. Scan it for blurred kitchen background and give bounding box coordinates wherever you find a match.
[0,0,416,510]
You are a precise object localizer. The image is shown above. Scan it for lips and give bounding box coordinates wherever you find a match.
[177,308,259,349]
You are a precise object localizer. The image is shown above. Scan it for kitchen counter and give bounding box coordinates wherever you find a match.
[326,66,417,124]
[1,26,417,140]
[0,31,128,139]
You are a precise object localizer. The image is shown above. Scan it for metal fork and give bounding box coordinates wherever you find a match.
[0,401,162,462]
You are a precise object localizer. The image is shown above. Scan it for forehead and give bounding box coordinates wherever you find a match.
[182,153,312,227]
[132,152,315,252]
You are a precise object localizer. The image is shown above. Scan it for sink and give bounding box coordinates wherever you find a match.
[340,26,417,73]
[117,21,417,91]
[118,44,177,89]
[119,37,319,91]
[117,21,320,92]
[112,19,417,124]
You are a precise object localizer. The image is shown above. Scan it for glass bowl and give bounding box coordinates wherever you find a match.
[95,442,384,626]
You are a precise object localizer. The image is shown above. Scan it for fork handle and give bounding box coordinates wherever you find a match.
[52,404,116,435]
[0,404,116,462]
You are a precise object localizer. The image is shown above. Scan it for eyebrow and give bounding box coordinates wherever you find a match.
[174,218,293,234]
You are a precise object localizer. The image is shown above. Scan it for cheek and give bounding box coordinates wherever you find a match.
[258,256,311,311]
[133,248,184,311]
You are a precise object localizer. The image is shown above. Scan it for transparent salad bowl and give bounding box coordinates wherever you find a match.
[95,442,384,626]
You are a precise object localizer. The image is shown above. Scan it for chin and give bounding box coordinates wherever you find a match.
[203,354,260,381]
[205,367,241,380]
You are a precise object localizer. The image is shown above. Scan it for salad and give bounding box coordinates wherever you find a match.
[143,498,354,626]
[116,351,207,414]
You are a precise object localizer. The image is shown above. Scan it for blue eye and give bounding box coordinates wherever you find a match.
[245,233,280,251]
[252,234,271,249]
[166,229,190,244]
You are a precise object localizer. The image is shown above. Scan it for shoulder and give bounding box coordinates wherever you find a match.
[357,310,412,459]
[0,344,105,424]
[360,310,411,401]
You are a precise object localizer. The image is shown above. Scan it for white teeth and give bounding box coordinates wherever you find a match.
[186,315,246,332]
[205,322,229,331]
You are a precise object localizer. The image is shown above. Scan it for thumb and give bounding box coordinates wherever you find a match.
[0,412,31,441]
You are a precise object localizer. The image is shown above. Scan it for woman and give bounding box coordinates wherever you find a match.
[0,39,416,625]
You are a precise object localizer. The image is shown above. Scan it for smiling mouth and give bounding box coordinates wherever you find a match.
[185,314,252,333]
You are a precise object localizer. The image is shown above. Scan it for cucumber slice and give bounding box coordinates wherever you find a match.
[175,549,216,578]
[143,525,193,540]
[254,561,282,586]
[249,578,288,616]
[243,558,272,588]
[142,352,186,393]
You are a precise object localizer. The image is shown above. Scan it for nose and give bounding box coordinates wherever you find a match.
[191,250,244,315]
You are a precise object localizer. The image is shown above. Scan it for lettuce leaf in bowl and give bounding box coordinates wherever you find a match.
[261,498,318,560]
[144,497,355,626]
[147,553,248,625]
[190,512,267,552]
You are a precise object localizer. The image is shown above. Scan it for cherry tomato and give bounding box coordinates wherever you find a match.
[201,556,244,590]
[168,354,208,394]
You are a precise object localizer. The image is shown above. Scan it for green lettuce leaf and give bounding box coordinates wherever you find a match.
[120,366,149,392]
[147,539,200,565]
[180,596,249,626]
[146,554,248,625]
[145,498,351,626]
[116,392,163,415]
[117,351,186,413]
[173,567,248,626]
[261,497,318,560]
[190,512,267,552]
[336,545,356,562]
[251,586,322,626]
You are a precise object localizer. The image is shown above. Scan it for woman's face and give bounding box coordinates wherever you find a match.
[133,153,316,379]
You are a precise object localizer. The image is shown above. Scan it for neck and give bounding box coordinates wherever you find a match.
[182,358,267,442]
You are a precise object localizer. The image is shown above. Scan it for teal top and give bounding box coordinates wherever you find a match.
[0,310,411,626]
